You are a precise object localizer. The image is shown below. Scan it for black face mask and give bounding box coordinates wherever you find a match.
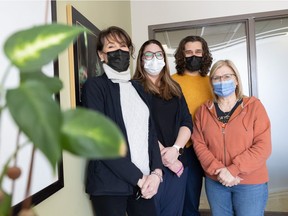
[106,49,130,72]
[185,56,202,72]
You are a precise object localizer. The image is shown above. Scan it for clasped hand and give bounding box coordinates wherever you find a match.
[137,172,161,199]
[161,147,183,177]
[215,167,243,187]
[161,146,179,167]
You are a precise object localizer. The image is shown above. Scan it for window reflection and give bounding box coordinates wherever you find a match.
[154,22,250,96]
[256,17,288,212]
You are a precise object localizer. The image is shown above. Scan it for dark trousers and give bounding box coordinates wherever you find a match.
[154,167,188,216]
[90,192,157,216]
[182,146,204,216]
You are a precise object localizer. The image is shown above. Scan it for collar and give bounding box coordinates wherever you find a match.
[103,63,131,83]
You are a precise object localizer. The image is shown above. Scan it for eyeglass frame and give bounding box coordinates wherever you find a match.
[211,74,236,82]
[143,51,164,60]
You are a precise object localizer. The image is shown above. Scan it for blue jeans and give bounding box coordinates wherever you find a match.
[205,177,268,216]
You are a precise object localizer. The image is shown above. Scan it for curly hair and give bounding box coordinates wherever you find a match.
[174,36,213,76]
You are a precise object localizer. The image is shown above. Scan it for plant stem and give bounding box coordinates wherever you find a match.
[0,64,12,89]
[10,129,21,205]
[22,146,36,209]
[0,142,28,187]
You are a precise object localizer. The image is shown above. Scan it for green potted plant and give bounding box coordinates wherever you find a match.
[0,23,125,216]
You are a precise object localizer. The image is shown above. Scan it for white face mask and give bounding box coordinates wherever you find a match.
[144,57,165,76]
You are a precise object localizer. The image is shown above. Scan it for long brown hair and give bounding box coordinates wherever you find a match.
[133,39,181,100]
[174,35,213,76]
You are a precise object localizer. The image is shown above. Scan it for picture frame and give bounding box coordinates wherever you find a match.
[0,1,64,215]
[66,5,101,107]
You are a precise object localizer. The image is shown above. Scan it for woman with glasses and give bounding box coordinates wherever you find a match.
[82,27,163,216]
[133,39,193,216]
[193,59,271,216]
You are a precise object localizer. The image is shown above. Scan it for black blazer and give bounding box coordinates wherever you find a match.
[82,73,162,196]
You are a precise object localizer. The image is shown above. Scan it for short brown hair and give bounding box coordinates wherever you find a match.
[96,26,135,58]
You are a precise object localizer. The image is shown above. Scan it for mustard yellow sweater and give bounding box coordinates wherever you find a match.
[172,73,213,120]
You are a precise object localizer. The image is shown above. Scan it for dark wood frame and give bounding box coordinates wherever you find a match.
[12,1,64,214]
[67,5,101,107]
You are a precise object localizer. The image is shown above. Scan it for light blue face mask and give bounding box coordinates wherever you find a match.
[213,79,236,97]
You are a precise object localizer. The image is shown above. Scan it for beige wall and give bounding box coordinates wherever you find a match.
[34,1,131,216]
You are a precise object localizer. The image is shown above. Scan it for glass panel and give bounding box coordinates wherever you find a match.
[256,17,288,212]
[154,22,250,96]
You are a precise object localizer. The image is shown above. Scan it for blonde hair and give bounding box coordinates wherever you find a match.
[209,59,244,100]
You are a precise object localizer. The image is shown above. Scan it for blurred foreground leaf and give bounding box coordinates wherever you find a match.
[4,24,86,72]
[61,108,126,159]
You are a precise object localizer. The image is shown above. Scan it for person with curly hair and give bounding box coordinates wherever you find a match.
[172,35,213,216]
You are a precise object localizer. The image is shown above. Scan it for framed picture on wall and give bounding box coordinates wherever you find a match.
[0,1,64,214]
[67,5,101,107]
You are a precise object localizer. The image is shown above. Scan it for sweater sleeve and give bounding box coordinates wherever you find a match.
[148,117,164,171]
[82,77,144,186]
[227,100,272,176]
[180,94,193,133]
[192,105,225,175]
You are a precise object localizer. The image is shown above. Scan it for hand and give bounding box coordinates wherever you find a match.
[167,160,184,177]
[137,175,148,188]
[141,172,161,199]
[215,167,238,187]
[161,147,179,167]
[230,176,243,186]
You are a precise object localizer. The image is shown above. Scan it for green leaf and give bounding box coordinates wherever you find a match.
[0,190,12,216]
[61,108,126,159]
[6,81,62,167]
[20,71,63,94]
[4,23,86,72]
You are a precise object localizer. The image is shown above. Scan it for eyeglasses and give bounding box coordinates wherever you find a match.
[143,51,164,60]
[211,74,235,82]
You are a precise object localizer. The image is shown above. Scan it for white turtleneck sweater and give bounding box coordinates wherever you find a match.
[104,64,150,175]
